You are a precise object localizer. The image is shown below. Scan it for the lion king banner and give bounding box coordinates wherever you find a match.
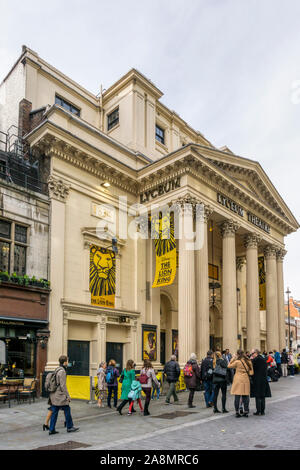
[152,212,177,288]
[258,256,266,311]
[90,245,115,308]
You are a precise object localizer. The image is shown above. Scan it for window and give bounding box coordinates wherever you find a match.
[107,108,119,131]
[0,220,28,275]
[155,125,165,145]
[55,95,80,116]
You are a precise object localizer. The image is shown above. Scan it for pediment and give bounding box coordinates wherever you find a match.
[81,227,126,250]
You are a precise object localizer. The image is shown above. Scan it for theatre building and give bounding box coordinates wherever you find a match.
[0,45,298,375]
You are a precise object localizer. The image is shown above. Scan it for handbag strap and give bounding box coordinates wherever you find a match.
[239,359,251,378]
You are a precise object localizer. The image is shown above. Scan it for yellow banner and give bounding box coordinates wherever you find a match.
[90,245,115,308]
[258,256,266,310]
[152,213,177,288]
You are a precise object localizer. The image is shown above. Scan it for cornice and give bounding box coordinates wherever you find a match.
[61,299,140,319]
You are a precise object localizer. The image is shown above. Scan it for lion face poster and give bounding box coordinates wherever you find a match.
[152,212,177,288]
[90,245,115,308]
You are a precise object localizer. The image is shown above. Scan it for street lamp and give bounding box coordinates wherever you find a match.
[286,287,291,350]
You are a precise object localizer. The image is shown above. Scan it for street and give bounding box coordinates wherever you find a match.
[0,375,299,451]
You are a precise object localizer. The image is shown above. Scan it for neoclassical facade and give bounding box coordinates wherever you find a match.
[0,46,298,373]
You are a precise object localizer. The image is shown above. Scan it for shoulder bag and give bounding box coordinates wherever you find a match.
[240,359,254,386]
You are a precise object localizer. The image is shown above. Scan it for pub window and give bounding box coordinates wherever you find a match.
[155,125,165,145]
[107,107,119,131]
[55,95,80,116]
[0,219,28,275]
[208,263,219,280]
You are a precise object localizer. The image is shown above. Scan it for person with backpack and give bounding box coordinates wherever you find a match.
[281,348,289,377]
[96,361,107,408]
[228,350,254,418]
[127,379,144,415]
[45,355,79,435]
[117,359,136,415]
[106,359,120,408]
[273,349,282,377]
[184,353,201,408]
[139,359,160,416]
[201,350,214,408]
[164,355,180,404]
[212,351,228,413]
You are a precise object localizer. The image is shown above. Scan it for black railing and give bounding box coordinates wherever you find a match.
[0,161,48,195]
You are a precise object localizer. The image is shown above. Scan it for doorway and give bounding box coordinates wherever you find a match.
[68,340,90,376]
[106,342,123,373]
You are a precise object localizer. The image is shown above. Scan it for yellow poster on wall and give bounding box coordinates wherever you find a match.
[90,245,115,308]
[258,256,266,311]
[152,213,177,288]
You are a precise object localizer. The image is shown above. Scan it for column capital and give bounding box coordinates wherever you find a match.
[264,245,278,260]
[48,175,70,202]
[195,204,214,222]
[276,248,287,261]
[244,233,261,249]
[219,219,240,238]
[236,256,246,271]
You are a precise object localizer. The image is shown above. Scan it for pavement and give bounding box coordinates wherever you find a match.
[0,375,299,450]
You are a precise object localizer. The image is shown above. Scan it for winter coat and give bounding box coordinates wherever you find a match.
[281,351,288,364]
[184,359,201,389]
[212,358,228,385]
[49,367,71,407]
[128,379,142,400]
[106,366,120,387]
[228,358,254,396]
[140,368,160,389]
[274,351,281,364]
[200,357,213,381]
[163,360,180,383]
[96,367,107,391]
[250,355,271,398]
[120,369,135,399]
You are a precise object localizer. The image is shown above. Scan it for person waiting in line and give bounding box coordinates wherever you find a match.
[117,359,136,415]
[281,348,289,377]
[140,359,160,416]
[47,355,79,435]
[184,353,201,409]
[151,370,162,400]
[96,361,107,408]
[273,349,282,377]
[164,355,180,404]
[228,349,254,418]
[288,350,295,377]
[106,359,120,408]
[200,351,214,408]
[250,349,271,416]
[212,351,228,413]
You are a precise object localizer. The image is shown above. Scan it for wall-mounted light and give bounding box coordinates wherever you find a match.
[101,181,111,188]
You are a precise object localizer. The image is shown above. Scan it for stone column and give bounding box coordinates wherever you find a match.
[63,315,68,356]
[264,245,279,351]
[236,257,246,348]
[220,220,239,353]
[45,176,70,370]
[178,203,196,365]
[97,315,106,362]
[244,234,261,351]
[277,249,287,351]
[195,204,213,361]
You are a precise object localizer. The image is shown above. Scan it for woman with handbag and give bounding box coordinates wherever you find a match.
[116,359,136,415]
[212,351,228,413]
[139,359,160,416]
[228,349,254,418]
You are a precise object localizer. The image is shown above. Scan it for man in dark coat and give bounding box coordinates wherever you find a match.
[184,353,201,408]
[164,355,180,404]
[250,349,271,416]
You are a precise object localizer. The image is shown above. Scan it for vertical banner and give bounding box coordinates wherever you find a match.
[258,256,266,310]
[152,212,177,288]
[89,245,115,308]
[172,329,178,359]
[142,325,157,361]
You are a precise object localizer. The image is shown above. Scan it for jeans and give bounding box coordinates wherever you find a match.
[203,380,214,405]
[49,405,73,432]
[255,397,266,414]
[152,384,161,400]
[289,365,295,376]
[107,386,118,407]
[165,382,178,403]
[213,382,227,410]
[234,395,250,413]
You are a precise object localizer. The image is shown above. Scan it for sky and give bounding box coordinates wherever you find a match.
[1,0,300,297]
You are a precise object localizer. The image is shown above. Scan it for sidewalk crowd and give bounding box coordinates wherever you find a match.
[42,347,299,436]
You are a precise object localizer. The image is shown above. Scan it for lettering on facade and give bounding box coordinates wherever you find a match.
[91,202,115,223]
[217,193,244,217]
[247,212,270,233]
[140,177,181,204]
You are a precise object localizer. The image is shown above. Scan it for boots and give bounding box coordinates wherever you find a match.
[117,400,127,415]
[144,402,150,416]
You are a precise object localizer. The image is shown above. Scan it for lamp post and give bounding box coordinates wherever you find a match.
[286,287,291,350]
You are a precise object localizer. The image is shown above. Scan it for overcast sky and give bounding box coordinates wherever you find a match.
[1,0,300,298]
